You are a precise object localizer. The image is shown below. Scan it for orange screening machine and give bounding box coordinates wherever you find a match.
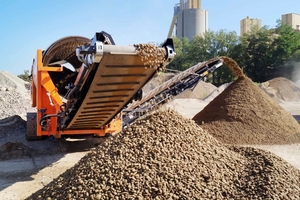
[27,31,175,140]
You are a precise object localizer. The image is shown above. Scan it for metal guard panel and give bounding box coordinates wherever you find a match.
[42,36,91,69]
[66,51,157,130]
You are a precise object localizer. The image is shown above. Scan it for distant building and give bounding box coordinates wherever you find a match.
[282,13,300,31]
[168,0,208,40]
[240,16,262,36]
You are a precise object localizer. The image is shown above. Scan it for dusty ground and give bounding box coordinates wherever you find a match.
[0,100,300,200]
[0,135,107,200]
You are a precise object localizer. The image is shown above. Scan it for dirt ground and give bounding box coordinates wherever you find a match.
[0,100,299,200]
[0,135,108,200]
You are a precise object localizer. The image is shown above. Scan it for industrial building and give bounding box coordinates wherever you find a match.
[168,0,208,40]
[282,13,300,31]
[240,16,262,36]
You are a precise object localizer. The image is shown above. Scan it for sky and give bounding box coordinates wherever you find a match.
[0,0,299,76]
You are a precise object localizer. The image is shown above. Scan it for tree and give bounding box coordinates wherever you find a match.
[271,23,300,79]
[188,30,240,85]
[240,22,300,82]
[18,70,31,82]
[241,27,276,82]
[167,30,241,85]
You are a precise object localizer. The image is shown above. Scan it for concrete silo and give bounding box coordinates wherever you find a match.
[168,0,208,40]
[282,13,300,31]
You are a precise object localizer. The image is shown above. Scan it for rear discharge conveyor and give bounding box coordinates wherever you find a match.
[27,31,175,140]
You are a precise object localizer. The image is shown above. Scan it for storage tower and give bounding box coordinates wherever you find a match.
[240,16,262,36]
[282,13,300,31]
[168,0,208,40]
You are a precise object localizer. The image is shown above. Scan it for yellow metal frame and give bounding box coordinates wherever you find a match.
[32,49,122,138]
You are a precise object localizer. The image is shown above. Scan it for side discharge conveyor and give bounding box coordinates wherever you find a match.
[27,31,175,140]
[122,58,224,126]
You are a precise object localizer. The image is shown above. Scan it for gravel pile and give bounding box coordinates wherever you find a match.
[203,82,231,102]
[26,109,300,199]
[193,58,300,145]
[134,44,167,70]
[177,80,217,99]
[142,73,175,94]
[0,71,56,160]
[0,71,34,120]
[229,145,300,198]
[260,77,300,102]
[0,71,30,92]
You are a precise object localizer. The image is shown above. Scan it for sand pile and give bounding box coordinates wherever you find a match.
[176,80,217,99]
[203,82,231,102]
[193,57,300,145]
[142,73,175,93]
[26,110,300,199]
[260,77,300,102]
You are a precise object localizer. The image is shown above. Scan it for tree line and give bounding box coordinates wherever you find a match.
[167,22,300,86]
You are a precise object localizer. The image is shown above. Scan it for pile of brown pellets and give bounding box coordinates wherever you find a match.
[26,110,300,199]
[193,57,300,145]
[134,44,166,70]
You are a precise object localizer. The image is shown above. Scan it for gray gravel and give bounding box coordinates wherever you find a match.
[0,71,34,120]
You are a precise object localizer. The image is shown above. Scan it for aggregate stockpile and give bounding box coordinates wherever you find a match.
[193,57,300,145]
[26,110,300,199]
[0,71,33,120]
[260,77,300,102]
[0,72,36,160]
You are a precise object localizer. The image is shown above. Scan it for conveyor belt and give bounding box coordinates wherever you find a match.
[126,58,223,110]
[122,58,223,125]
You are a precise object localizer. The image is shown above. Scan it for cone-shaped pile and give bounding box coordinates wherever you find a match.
[193,57,300,144]
[260,77,300,102]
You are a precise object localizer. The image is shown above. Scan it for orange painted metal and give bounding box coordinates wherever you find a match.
[58,116,122,137]
[34,49,62,137]
[32,49,122,138]
[29,35,173,140]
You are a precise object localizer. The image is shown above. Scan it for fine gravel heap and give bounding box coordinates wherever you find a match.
[260,77,300,102]
[142,73,175,94]
[177,80,217,99]
[26,110,300,199]
[193,57,300,145]
[0,71,34,120]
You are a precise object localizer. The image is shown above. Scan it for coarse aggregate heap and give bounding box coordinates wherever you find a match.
[26,110,300,199]
[134,44,166,70]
